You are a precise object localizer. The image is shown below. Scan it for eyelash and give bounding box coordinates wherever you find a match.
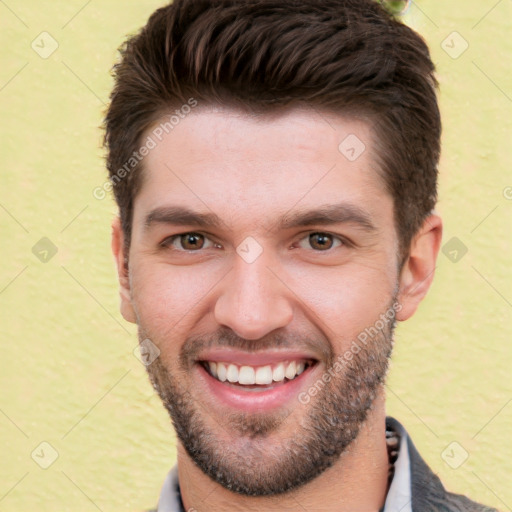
[160,233,221,251]
[159,231,348,252]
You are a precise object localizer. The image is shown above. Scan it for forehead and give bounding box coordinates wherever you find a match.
[133,106,391,229]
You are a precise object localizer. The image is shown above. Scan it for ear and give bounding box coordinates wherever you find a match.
[396,213,442,321]
[111,216,137,324]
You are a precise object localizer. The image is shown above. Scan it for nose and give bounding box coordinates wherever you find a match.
[213,252,294,340]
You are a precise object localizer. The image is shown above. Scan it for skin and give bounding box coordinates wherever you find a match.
[112,106,442,511]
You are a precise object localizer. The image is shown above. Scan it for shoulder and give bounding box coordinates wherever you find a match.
[410,452,497,512]
[386,417,497,512]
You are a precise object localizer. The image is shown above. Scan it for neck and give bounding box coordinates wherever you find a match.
[178,390,389,512]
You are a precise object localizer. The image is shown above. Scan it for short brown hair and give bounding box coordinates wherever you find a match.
[104,0,440,259]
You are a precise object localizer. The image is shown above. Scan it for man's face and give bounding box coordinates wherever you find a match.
[119,107,404,495]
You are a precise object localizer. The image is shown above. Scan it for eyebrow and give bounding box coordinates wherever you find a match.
[276,204,377,232]
[143,204,377,233]
[144,207,224,230]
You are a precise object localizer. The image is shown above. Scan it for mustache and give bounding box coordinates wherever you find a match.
[179,326,333,366]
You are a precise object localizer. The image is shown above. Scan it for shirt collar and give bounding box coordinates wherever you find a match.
[157,465,182,512]
[157,421,412,512]
[383,419,412,512]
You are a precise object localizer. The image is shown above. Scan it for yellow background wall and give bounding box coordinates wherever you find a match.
[1,1,510,510]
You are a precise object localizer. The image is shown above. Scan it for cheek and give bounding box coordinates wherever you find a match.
[286,263,396,346]
[130,261,222,341]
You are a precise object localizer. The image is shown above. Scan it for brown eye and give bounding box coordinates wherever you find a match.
[179,233,204,250]
[297,232,343,251]
[161,232,217,251]
[309,233,333,250]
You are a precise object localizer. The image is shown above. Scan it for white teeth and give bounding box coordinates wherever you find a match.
[255,365,273,385]
[226,364,239,383]
[217,362,227,382]
[272,364,285,382]
[208,360,309,385]
[285,361,297,380]
[208,361,217,378]
[238,366,255,385]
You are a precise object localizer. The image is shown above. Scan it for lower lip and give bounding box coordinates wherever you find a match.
[196,363,317,412]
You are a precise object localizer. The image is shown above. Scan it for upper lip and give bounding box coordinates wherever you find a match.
[196,348,318,367]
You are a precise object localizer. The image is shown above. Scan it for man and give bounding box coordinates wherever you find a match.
[104,0,496,510]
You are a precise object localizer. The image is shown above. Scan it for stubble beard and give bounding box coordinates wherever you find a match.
[143,303,395,496]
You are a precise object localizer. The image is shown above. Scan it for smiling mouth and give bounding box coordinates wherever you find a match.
[199,359,317,389]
